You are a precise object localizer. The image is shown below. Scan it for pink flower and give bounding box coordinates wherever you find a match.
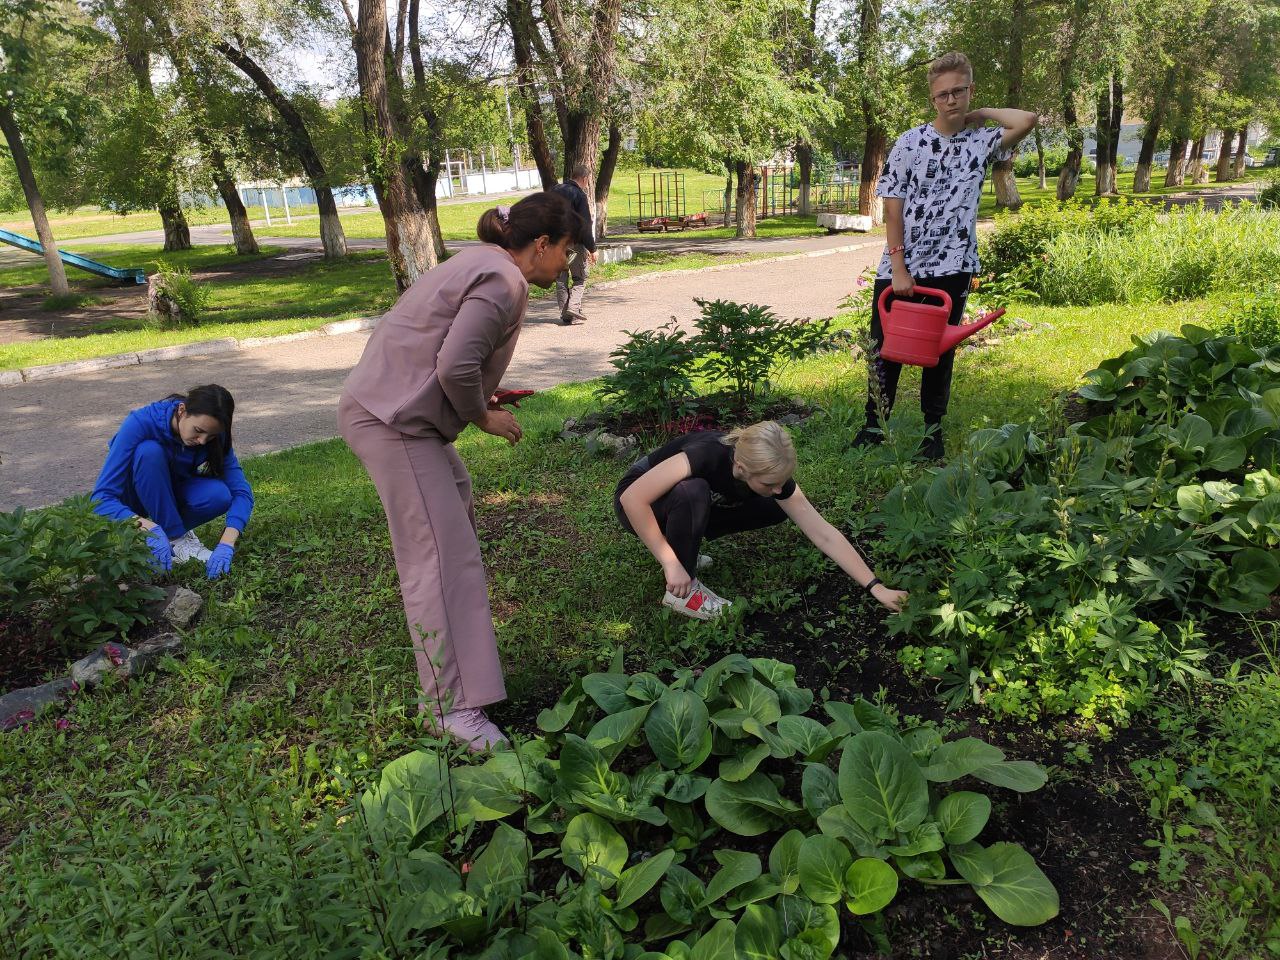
[2,709,35,732]
[104,644,125,667]
[55,718,73,731]
[856,275,868,287]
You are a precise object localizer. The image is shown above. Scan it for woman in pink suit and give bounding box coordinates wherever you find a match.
[339,192,582,751]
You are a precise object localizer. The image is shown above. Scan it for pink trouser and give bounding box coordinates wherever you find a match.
[338,393,506,714]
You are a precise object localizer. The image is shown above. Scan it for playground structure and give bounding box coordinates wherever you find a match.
[621,164,862,231]
[0,228,145,284]
[633,171,709,232]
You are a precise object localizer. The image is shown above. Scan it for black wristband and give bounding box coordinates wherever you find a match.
[865,577,882,592]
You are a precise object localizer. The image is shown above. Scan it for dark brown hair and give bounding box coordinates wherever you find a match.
[476,191,583,250]
[163,384,235,477]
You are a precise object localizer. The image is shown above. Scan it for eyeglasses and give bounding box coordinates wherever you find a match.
[565,247,579,266]
[931,85,971,104]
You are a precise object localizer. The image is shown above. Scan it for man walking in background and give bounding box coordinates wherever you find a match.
[551,164,598,325]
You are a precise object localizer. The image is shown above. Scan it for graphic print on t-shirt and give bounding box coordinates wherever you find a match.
[875,124,1011,279]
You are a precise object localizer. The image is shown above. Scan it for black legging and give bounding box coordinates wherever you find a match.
[614,467,787,578]
[864,271,973,426]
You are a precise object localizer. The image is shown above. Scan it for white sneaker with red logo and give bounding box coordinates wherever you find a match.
[662,580,732,621]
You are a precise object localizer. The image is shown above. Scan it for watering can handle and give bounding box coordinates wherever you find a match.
[876,284,954,318]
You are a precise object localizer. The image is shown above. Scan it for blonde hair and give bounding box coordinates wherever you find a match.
[721,421,797,484]
[928,51,973,85]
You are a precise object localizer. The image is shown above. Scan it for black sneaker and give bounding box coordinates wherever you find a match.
[919,425,945,461]
[852,425,883,447]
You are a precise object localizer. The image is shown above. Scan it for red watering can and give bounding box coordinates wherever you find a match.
[877,286,1005,368]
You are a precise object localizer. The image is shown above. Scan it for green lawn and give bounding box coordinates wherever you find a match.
[0,248,770,371]
[3,290,1270,955]
[0,243,281,290]
[975,167,1271,218]
[0,204,323,241]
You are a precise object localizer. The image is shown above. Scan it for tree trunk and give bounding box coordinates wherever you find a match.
[1215,129,1235,181]
[1165,136,1187,186]
[594,122,621,238]
[1107,76,1122,181]
[355,0,433,290]
[796,141,813,215]
[217,42,348,259]
[993,0,1027,210]
[1189,135,1207,183]
[504,0,557,187]
[1055,0,1086,200]
[159,204,191,252]
[1094,78,1117,196]
[734,161,757,238]
[858,128,887,223]
[1057,85,1084,199]
[0,98,70,297]
[406,0,447,259]
[1232,125,1248,178]
[1133,68,1173,194]
[722,163,733,226]
[561,112,602,209]
[1035,126,1047,189]
[210,151,258,255]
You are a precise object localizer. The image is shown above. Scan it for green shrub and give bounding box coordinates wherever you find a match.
[1002,205,1280,306]
[1223,285,1280,347]
[1011,147,1096,178]
[596,321,698,423]
[880,326,1280,724]
[148,259,211,327]
[596,300,832,423]
[0,497,163,645]
[690,298,831,409]
[1259,173,1280,210]
[980,197,1154,280]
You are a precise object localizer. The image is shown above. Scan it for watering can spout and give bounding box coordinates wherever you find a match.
[939,308,1006,354]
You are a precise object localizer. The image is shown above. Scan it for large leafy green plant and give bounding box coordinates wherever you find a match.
[1,497,163,644]
[881,326,1280,722]
[356,653,1058,959]
[595,321,698,424]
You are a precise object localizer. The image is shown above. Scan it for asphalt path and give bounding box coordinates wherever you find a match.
[0,242,883,510]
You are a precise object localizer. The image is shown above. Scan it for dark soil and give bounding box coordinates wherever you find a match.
[491,564,1190,959]
[744,573,1185,959]
[0,615,67,692]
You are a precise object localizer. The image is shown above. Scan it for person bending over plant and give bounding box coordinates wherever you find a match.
[615,420,907,620]
[90,384,252,580]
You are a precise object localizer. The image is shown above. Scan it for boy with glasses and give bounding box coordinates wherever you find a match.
[853,51,1038,459]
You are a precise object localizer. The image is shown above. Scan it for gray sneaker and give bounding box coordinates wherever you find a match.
[430,708,509,753]
[171,530,212,565]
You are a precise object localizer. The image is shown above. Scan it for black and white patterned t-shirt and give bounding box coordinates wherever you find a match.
[875,124,1012,279]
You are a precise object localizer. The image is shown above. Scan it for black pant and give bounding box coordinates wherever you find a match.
[614,465,787,578]
[864,272,972,426]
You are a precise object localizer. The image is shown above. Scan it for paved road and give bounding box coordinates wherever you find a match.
[0,242,883,510]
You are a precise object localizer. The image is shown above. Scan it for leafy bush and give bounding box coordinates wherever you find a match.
[990,204,1280,306]
[596,300,832,422]
[4,653,1059,957]
[980,197,1155,280]
[1,497,163,645]
[691,298,831,408]
[1223,285,1280,348]
[596,322,698,422]
[1259,173,1280,210]
[148,259,211,327]
[1011,146,1096,178]
[880,326,1280,723]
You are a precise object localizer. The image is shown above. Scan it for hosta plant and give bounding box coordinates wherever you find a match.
[356,653,1058,959]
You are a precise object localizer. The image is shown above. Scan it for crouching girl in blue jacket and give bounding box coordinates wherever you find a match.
[90,384,253,579]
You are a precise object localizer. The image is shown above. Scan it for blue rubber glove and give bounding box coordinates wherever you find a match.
[146,527,173,571]
[206,543,235,580]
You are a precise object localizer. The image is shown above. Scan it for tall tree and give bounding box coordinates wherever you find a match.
[351,0,434,290]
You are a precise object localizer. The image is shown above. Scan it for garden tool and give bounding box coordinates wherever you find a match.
[877,286,1006,368]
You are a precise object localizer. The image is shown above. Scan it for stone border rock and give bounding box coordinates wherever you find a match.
[0,585,202,733]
